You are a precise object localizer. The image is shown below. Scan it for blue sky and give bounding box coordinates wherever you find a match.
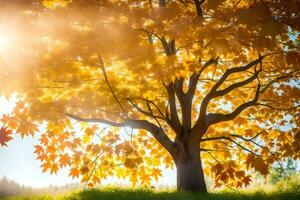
[0,96,176,188]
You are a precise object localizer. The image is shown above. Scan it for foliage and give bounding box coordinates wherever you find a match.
[0,0,299,190]
[0,127,13,147]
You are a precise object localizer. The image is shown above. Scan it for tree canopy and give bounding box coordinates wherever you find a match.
[0,0,299,191]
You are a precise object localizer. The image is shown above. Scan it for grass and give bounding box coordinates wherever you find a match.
[3,176,300,200]
[2,187,300,200]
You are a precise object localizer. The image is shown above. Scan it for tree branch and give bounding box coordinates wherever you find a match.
[256,103,300,111]
[65,113,175,155]
[165,83,182,135]
[177,58,218,137]
[126,98,165,120]
[206,84,261,126]
[194,0,205,17]
[188,58,218,98]
[211,71,259,99]
[97,56,126,114]
[200,136,262,157]
[193,56,264,131]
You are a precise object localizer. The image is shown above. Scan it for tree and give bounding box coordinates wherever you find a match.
[0,0,300,193]
[269,158,299,184]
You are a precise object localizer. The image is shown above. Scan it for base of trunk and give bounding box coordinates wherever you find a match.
[176,156,207,193]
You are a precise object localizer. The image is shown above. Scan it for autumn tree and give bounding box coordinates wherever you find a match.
[0,0,300,193]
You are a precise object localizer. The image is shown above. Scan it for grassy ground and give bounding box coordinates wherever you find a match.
[3,176,300,200]
[2,188,300,200]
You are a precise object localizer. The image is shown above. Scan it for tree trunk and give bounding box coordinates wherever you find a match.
[175,147,207,192]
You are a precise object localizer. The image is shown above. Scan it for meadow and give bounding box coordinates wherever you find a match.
[1,188,300,200]
[2,177,300,200]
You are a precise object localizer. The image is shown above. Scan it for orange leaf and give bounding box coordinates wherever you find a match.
[34,145,44,155]
[59,154,71,167]
[242,175,251,187]
[0,126,13,147]
[69,168,80,178]
[50,163,59,174]
[152,168,162,181]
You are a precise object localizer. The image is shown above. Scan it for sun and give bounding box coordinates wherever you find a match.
[0,24,16,56]
[0,34,10,54]
[0,25,20,65]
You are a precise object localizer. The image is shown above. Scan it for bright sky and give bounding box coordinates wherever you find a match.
[0,96,176,188]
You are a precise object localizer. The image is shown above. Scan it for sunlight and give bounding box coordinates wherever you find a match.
[0,25,17,63]
[0,35,9,54]
[0,1,299,197]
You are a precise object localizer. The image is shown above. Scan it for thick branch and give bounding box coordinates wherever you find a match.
[161,37,176,56]
[206,84,261,125]
[126,98,164,120]
[209,56,264,94]
[173,78,190,135]
[165,83,182,134]
[65,113,175,155]
[194,0,205,17]
[211,72,259,98]
[177,58,218,137]
[194,56,264,130]
[188,58,218,98]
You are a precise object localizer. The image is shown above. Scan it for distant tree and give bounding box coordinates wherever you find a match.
[0,0,300,192]
[0,177,21,197]
[269,158,299,184]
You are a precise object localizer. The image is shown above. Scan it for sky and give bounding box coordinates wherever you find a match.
[0,96,176,188]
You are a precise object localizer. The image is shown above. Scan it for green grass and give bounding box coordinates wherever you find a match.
[2,188,300,200]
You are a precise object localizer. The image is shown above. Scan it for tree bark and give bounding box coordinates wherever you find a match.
[175,141,207,192]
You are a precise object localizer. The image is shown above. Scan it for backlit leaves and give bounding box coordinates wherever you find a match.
[0,0,299,189]
[245,154,269,175]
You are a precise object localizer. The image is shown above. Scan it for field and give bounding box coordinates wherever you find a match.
[2,188,300,200]
[2,175,300,200]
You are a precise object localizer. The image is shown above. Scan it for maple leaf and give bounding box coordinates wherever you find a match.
[17,122,38,137]
[140,174,151,186]
[37,153,48,162]
[80,166,89,174]
[124,158,139,169]
[0,126,13,147]
[59,154,71,167]
[219,172,229,183]
[69,168,80,179]
[41,162,51,173]
[92,176,101,184]
[152,168,162,181]
[212,163,223,175]
[214,181,222,188]
[246,154,269,175]
[242,175,252,187]
[235,170,245,179]
[39,134,49,145]
[34,145,44,155]
[50,163,59,174]
[1,115,18,129]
